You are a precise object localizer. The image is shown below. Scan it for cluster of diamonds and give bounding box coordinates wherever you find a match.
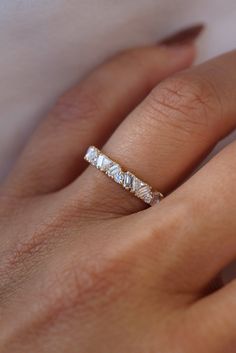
[84,146,163,206]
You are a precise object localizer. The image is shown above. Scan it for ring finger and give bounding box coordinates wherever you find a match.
[75,50,236,215]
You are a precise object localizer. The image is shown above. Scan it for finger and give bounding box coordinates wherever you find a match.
[145,140,236,294]
[8,41,196,196]
[186,280,236,352]
[76,50,236,215]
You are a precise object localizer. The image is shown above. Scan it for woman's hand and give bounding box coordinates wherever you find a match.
[0,34,236,352]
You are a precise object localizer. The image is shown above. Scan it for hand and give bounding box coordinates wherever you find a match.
[0,34,236,353]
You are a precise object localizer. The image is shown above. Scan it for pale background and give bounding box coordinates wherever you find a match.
[0,0,236,281]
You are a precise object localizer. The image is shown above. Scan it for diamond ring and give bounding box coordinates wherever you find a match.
[84,146,164,206]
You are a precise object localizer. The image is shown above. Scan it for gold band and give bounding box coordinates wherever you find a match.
[84,146,164,206]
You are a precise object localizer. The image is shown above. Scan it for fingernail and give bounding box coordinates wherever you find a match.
[160,24,205,46]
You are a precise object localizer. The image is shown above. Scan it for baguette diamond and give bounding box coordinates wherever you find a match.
[96,154,112,171]
[84,146,164,206]
[123,172,133,190]
[84,146,99,165]
[107,164,124,184]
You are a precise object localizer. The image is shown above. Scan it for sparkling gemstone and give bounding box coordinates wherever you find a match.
[107,163,120,177]
[143,192,153,204]
[123,172,133,189]
[107,164,124,184]
[85,146,98,165]
[131,177,142,193]
[135,183,153,204]
[151,192,163,205]
[114,172,124,184]
[96,154,112,171]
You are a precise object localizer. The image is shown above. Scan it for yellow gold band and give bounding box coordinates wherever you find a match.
[84,146,164,206]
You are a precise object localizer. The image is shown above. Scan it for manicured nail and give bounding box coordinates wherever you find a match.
[160,24,205,46]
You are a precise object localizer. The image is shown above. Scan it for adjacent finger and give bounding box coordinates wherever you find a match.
[7,43,195,196]
[186,280,236,352]
[76,50,236,215]
[145,140,236,294]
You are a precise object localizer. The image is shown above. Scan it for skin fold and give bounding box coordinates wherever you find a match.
[0,35,236,352]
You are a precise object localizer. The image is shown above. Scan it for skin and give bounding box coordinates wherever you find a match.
[0,38,236,353]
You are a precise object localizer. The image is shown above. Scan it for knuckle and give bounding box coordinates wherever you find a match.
[147,73,221,138]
